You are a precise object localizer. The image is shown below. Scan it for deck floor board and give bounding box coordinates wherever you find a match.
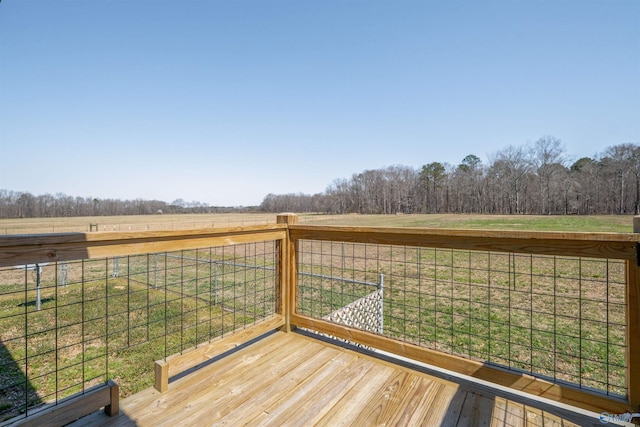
[72,331,606,427]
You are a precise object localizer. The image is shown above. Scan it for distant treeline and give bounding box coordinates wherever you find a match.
[261,138,640,215]
[3,138,638,219]
[0,193,253,219]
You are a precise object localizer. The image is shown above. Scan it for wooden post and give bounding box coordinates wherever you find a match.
[104,380,120,416]
[276,213,298,333]
[629,218,640,410]
[154,361,169,393]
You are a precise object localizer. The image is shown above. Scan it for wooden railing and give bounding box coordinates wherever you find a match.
[278,214,640,414]
[0,214,638,424]
[0,225,288,425]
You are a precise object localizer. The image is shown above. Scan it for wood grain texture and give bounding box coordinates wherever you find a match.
[626,259,640,408]
[276,213,297,332]
[0,226,287,267]
[70,332,606,427]
[154,315,284,392]
[291,313,633,414]
[289,225,638,260]
[9,381,118,427]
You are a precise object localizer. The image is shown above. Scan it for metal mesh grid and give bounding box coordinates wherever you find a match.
[296,239,628,398]
[0,241,277,421]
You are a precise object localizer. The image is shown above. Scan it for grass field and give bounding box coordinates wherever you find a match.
[301,213,636,233]
[0,212,636,234]
[0,213,278,234]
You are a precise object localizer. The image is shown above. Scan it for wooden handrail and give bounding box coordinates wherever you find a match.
[289,224,639,260]
[0,224,288,267]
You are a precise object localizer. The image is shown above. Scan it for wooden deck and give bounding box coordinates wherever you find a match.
[74,331,608,427]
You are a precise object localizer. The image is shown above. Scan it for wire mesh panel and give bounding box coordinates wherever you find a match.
[296,239,628,399]
[0,240,277,422]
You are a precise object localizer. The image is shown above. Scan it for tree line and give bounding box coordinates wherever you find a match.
[0,192,250,219]
[260,138,640,215]
[2,137,637,218]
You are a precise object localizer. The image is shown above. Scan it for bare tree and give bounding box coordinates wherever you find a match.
[600,144,638,214]
[455,154,483,213]
[531,136,566,214]
[570,157,599,214]
[489,146,532,214]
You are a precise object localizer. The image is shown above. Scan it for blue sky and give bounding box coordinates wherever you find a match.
[1,1,638,207]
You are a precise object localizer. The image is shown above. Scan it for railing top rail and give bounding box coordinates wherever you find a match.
[2,221,637,265]
[289,224,639,260]
[0,224,288,267]
[289,224,640,242]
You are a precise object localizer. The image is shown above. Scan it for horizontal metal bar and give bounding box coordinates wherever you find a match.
[164,254,380,287]
[298,271,380,288]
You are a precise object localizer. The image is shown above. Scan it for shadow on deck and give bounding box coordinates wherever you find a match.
[72,330,610,427]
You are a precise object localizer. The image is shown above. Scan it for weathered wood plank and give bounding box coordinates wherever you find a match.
[7,381,118,427]
[157,334,316,427]
[314,362,398,425]
[424,385,467,427]
[385,377,439,426]
[154,315,284,392]
[261,357,373,426]
[105,382,119,417]
[132,332,302,425]
[490,396,509,427]
[436,388,469,427]
[504,400,525,427]
[400,381,457,426]
[169,316,283,376]
[289,225,639,260]
[246,351,357,425]
[67,330,608,427]
[627,259,640,409]
[0,224,287,246]
[455,392,494,427]
[212,343,346,426]
[0,226,286,267]
[350,370,421,425]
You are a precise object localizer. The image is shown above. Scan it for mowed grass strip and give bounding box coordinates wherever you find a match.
[300,213,635,233]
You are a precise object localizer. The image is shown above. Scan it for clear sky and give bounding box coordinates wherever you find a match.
[1,1,638,207]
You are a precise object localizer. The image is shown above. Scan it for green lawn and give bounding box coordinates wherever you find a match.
[301,213,636,233]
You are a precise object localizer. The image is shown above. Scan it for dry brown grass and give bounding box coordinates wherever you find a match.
[0,213,279,234]
[1,212,635,234]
